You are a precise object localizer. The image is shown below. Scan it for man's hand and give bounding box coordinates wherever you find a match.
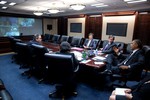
[125,93,133,100]
[113,46,119,54]
[119,65,129,70]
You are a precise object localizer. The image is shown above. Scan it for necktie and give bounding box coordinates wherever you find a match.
[122,51,134,65]
[87,40,91,47]
[103,44,109,50]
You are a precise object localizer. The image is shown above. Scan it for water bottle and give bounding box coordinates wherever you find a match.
[82,50,87,60]
[95,49,98,56]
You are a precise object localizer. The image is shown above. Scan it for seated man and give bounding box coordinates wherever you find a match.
[83,33,96,50]
[28,34,42,46]
[101,39,144,80]
[101,35,116,54]
[49,41,79,98]
[27,33,50,52]
[109,75,150,100]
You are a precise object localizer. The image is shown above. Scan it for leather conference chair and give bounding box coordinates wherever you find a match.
[115,42,125,53]
[51,34,60,43]
[0,79,13,100]
[43,33,52,42]
[142,45,150,77]
[45,53,77,98]
[70,37,82,47]
[93,39,101,50]
[31,44,49,81]
[59,35,69,44]
[8,37,22,63]
[82,38,100,50]
[15,42,29,68]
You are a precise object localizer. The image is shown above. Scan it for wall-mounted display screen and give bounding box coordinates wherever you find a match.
[0,16,42,37]
[106,23,128,37]
[70,23,82,33]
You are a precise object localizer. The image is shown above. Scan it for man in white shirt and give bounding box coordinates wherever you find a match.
[83,33,96,50]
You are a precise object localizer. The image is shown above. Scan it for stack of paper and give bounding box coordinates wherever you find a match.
[92,56,106,61]
[94,62,104,65]
[115,88,129,95]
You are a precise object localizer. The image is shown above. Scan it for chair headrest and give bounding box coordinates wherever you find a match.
[45,53,72,60]
[31,44,44,48]
[16,42,27,46]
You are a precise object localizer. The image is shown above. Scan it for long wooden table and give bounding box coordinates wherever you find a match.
[41,41,105,69]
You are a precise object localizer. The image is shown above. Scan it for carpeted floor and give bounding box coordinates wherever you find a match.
[1,53,140,100]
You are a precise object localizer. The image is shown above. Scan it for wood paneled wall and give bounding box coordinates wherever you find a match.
[57,17,68,35]
[85,15,102,39]
[133,14,150,45]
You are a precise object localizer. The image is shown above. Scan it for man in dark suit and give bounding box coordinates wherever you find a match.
[28,34,42,46]
[109,75,150,100]
[83,33,96,50]
[102,35,116,54]
[102,39,144,80]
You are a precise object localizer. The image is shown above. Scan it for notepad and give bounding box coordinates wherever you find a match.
[115,88,129,96]
[92,56,106,61]
[94,62,104,65]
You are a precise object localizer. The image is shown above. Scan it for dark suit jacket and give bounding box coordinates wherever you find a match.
[131,75,150,100]
[102,42,116,54]
[115,49,145,80]
[83,39,96,49]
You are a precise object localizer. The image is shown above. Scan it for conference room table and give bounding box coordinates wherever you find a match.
[41,41,106,69]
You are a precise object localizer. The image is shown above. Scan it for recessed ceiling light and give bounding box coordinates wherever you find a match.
[70,4,86,10]
[2,6,7,9]
[124,0,147,3]
[91,3,104,6]
[33,11,43,16]
[9,2,16,6]
[95,5,108,7]
[0,1,7,4]
[48,9,60,14]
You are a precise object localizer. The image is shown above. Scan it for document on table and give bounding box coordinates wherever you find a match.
[92,56,106,61]
[115,88,129,95]
[80,59,91,64]
[94,61,104,65]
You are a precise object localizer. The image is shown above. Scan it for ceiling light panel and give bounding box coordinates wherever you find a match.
[0,0,7,4]
[124,0,147,3]
[9,2,16,6]
[2,6,7,9]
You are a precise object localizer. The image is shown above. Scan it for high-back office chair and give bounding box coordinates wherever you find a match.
[9,38,22,63]
[125,43,132,54]
[31,44,49,80]
[51,34,60,43]
[70,37,82,47]
[43,33,53,42]
[82,38,100,50]
[59,35,69,44]
[45,53,76,98]
[15,42,29,68]
[142,45,150,77]
[115,42,125,53]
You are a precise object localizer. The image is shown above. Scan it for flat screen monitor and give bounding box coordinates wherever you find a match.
[70,23,82,33]
[106,23,128,37]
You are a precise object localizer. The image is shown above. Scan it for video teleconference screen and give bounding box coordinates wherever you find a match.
[0,16,43,37]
